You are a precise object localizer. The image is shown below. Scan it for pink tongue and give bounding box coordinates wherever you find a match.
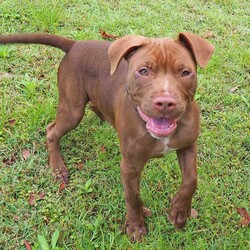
[151,117,172,130]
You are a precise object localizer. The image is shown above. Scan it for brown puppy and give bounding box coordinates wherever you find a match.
[0,33,214,241]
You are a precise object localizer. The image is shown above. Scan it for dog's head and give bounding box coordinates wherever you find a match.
[108,32,214,138]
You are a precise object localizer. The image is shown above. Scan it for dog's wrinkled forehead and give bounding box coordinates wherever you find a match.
[131,38,196,71]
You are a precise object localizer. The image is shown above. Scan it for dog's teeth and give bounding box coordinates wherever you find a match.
[154,126,170,131]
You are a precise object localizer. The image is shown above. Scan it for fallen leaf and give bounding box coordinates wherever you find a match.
[59,183,66,192]
[237,207,250,219]
[211,216,216,224]
[74,162,84,170]
[237,207,250,226]
[22,149,31,161]
[43,216,50,224]
[229,85,240,93]
[214,104,223,111]
[143,207,152,217]
[100,145,106,152]
[38,191,45,200]
[90,193,97,200]
[38,73,45,79]
[202,31,214,39]
[2,153,17,166]
[28,192,36,206]
[24,240,32,250]
[99,29,118,40]
[190,208,198,218]
[8,119,16,126]
[0,72,12,80]
[13,215,19,221]
[241,218,250,227]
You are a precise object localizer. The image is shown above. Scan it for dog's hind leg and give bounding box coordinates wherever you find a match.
[46,59,88,183]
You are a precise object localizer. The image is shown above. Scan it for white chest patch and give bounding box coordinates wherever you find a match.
[148,132,175,156]
[161,137,175,155]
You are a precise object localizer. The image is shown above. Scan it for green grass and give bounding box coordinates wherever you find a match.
[0,0,249,249]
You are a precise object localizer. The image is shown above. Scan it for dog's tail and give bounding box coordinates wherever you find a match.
[0,33,75,52]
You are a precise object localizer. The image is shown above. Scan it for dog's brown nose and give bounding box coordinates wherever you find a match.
[154,96,177,111]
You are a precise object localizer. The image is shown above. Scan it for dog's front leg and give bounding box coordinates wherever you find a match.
[169,141,198,229]
[120,156,147,242]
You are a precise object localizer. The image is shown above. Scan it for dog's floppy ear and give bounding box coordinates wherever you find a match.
[178,32,215,68]
[108,35,148,75]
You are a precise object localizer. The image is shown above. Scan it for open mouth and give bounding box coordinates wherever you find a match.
[137,106,177,137]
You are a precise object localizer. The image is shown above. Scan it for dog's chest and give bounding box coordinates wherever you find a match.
[151,137,175,157]
[160,138,175,155]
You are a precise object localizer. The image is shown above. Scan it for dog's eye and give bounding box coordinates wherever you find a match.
[181,69,191,77]
[138,67,148,76]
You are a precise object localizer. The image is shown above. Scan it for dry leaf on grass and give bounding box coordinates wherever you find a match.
[190,208,198,218]
[99,29,118,40]
[143,207,152,217]
[24,240,32,250]
[59,183,66,192]
[100,145,106,152]
[28,192,36,206]
[202,31,214,39]
[229,85,240,93]
[22,149,31,161]
[28,191,45,206]
[74,162,84,170]
[43,215,50,224]
[38,191,46,200]
[8,119,16,126]
[0,72,12,79]
[237,207,250,227]
[2,153,17,167]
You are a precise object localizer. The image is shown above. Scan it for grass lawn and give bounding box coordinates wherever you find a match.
[0,0,249,249]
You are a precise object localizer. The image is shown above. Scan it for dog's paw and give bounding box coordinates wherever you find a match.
[122,208,150,242]
[168,194,192,229]
[123,222,147,242]
[55,169,69,184]
[168,208,190,229]
[51,160,69,184]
